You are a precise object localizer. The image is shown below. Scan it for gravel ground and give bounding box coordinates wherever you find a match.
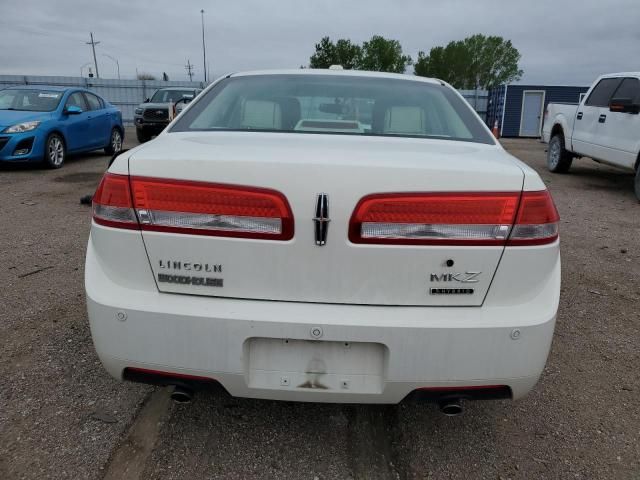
[0,131,151,480]
[1,133,638,479]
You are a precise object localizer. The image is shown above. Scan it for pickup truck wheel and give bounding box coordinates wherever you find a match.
[136,128,151,143]
[547,134,573,173]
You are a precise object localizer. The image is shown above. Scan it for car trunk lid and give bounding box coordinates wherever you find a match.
[127,131,524,306]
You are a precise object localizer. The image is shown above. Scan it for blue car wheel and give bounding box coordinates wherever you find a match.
[105,128,123,155]
[44,133,65,169]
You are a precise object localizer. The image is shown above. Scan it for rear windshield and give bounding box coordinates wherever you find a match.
[0,89,63,112]
[171,74,494,144]
[151,89,196,103]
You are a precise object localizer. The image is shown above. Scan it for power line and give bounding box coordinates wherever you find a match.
[86,32,100,79]
[185,59,194,81]
[102,53,120,79]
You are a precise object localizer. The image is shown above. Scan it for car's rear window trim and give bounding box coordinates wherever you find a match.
[169,127,487,144]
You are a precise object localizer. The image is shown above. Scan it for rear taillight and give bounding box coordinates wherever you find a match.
[92,174,294,240]
[349,190,559,246]
[507,190,559,246]
[129,177,293,240]
[349,192,520,245]
[92,173,138,229]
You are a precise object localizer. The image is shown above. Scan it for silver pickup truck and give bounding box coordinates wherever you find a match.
[542,72,640,200]
[133,87,201,143]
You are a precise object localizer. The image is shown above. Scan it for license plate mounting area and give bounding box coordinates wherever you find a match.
[246,338,386,394]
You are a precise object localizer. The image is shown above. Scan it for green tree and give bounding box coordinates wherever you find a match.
[309,37,362,70]
[359,35,412,73]
[334,39,363,70]
[414,34,523,89]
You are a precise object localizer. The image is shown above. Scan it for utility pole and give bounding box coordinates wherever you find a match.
[86,32,101,79]
[201,9,207,83]
[185,59,194,81]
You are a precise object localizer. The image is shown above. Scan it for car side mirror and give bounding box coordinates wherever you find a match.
[609,97,640,114]
[144,98,150,103]
[64,105,83,115]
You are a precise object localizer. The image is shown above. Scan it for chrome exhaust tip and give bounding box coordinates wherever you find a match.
[170,386,193,404]
[439,400,463,416]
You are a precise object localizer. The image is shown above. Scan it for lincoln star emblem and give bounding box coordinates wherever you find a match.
[313,193,330,246]
[156,110,163,114]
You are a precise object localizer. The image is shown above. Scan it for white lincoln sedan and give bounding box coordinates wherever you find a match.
[86,69,560,414]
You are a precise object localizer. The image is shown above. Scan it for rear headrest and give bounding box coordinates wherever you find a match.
[240,99,282,130]
[274,97,301,130]
[382,106,426,135]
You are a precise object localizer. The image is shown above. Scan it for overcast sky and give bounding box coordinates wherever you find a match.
[1,0,638,85]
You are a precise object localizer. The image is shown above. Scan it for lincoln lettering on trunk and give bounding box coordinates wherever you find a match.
[158,260,222,273]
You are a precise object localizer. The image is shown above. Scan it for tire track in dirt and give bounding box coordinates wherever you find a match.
[103,388,172,480]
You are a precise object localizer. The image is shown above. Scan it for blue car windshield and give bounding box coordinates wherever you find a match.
[0,89,64,112]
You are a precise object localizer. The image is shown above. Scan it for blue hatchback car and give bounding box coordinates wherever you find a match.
[0,86,124,168]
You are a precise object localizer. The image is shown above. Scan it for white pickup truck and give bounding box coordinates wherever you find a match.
[542,72,640,200]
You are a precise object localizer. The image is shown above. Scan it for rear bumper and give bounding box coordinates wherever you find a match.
[85,230,560,404]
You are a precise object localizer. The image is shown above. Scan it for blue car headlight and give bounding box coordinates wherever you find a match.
[4,121,41,133]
